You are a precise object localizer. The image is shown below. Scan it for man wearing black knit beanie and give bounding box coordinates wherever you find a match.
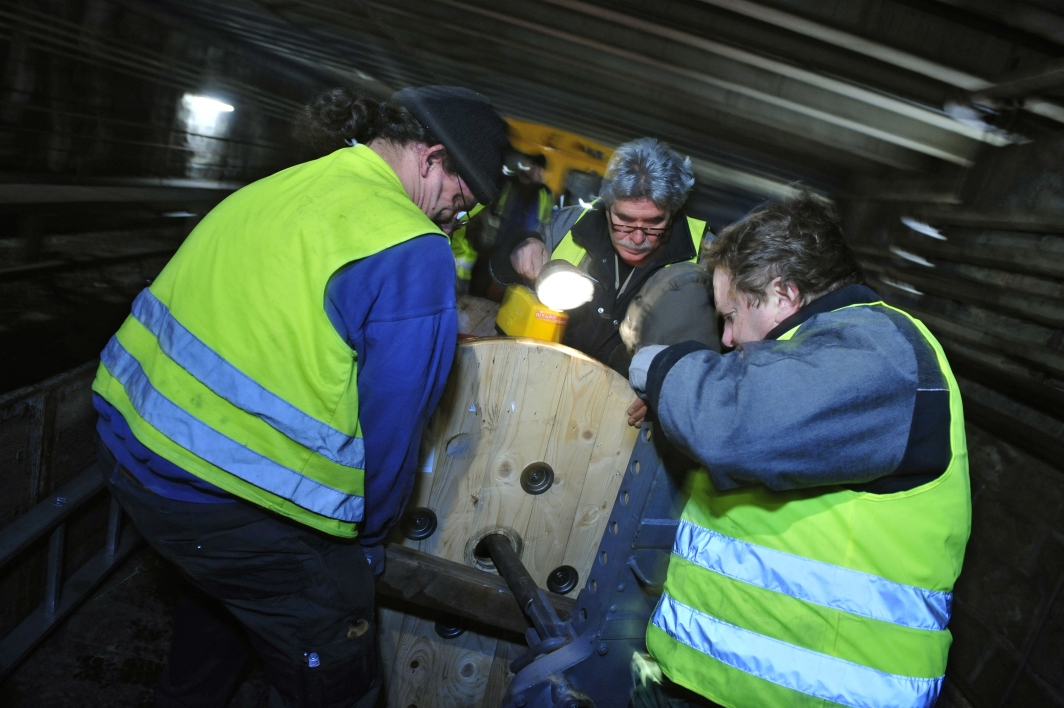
[92,85,509,707]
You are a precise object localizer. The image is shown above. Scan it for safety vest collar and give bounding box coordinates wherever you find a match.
[765,283,881,341]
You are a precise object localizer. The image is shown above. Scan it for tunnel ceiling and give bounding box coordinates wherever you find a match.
[149,0,1064,207]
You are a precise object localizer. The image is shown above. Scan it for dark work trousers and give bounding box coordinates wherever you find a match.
[97,438,380,708]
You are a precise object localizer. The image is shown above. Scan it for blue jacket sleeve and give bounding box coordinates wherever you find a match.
[648,307,918,491]
[325,235,457,546]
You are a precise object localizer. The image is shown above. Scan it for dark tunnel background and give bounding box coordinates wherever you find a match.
[0,0,1062,706]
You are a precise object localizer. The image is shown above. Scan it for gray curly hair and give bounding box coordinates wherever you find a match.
[599,138,695,213]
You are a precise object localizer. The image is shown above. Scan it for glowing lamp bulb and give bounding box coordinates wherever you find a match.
[535,260,595,311]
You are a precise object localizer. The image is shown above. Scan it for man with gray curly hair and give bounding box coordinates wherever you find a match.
[495,138,717,412]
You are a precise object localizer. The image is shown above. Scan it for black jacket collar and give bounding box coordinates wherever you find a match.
[569,203,696,267]
[765,284,880,341]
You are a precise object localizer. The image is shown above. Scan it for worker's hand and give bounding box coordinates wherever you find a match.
[628,344,668,397]
[628,398,648,428]
[511,237,550,280]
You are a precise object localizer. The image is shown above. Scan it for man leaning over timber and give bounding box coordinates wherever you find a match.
[91,85,509,708]
[492,138,718,426]
[629,194,972,708]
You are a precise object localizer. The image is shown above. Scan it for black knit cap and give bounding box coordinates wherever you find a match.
[393,86,511,204]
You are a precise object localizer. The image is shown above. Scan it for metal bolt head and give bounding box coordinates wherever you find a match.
[596,642,609,656]
[515,696,527,707]
[546,565,579,594]
[520,462,555,495]
[401,507,438,540]
[434,614,467,639]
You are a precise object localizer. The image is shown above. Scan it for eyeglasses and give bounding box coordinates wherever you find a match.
[607,210,672,238]
[455,175,476,213]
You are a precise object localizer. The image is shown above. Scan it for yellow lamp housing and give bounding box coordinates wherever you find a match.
[495,285,568,343]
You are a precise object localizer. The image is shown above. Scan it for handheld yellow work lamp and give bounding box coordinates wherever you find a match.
[495,260,596,342]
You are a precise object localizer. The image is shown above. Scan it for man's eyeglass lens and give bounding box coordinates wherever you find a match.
[609,213,669,237]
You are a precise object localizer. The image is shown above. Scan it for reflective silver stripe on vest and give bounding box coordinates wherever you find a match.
[674,520,951,631]
[132,289,365,470]
[101,336,364,523]
[652,594,943,708]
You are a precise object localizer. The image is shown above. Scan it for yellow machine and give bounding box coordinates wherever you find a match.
[506,119,613,198]
[495,285,569,343]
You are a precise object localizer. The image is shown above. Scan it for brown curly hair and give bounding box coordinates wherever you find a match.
[293,87,454,172]
[704,192,865,305]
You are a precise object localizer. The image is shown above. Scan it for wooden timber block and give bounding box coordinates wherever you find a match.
[457,295,500,338]
[379,337,639,708]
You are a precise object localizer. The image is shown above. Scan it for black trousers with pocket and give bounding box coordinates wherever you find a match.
[98,438,380,708]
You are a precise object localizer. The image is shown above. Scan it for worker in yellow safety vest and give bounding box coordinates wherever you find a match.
[496,138,719,427]
[629,194,972,708]
[450,203,484,293]
[453,152,553,294]
[91,85,509,708]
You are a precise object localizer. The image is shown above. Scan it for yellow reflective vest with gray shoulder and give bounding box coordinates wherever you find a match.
[647,302,971,708]
[92,145,441,537]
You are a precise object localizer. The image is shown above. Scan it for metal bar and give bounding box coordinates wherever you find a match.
[975,57,1064,100]
[43,524,65,614]
[0,467,104,569]
[932,0,1064,54]
[693,0,990,90]
[0,248,178,283]
[105,498,122,557]
[403,0,987,163]
[482,534,571,641]
[377,544,575,636]
[0,183,238,204]
[917,208,1064,234]
[0,523,140,680]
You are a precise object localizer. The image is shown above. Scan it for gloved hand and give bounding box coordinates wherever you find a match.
[628,344,668,397]
[363,545,386,578]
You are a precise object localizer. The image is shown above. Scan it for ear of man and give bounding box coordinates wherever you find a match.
[419,144,448,176]
[769,277,802,325]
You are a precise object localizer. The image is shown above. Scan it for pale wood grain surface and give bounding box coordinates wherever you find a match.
[379,338,638,708]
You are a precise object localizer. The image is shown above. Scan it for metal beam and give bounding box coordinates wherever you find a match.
[0,248,179,282]
[532,0,999,145]
[861,258,1064,329]
[689,0,1064,124]
[916,207,1064,233]
[384,7,915,174]
[0,182,239,204]
[0,526,140,679]
[693,0,989,89]
[972,56,1064,100]
[363,0,973,167]
[931,0,1064,48]
[0,468,105,568]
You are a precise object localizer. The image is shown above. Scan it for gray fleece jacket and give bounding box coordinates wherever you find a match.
[637,285,954,495]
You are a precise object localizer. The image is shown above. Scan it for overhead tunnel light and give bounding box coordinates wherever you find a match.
[182,94,234,135]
